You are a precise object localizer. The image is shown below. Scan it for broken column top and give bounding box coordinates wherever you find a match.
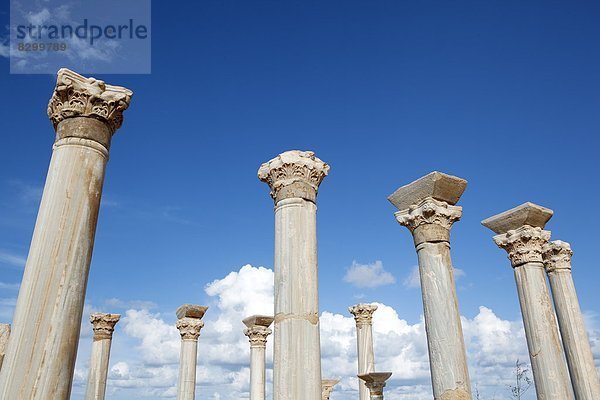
[388,171,467,211]
[176,304,208,320]
[243,315,274,329]
[481,202,553,234]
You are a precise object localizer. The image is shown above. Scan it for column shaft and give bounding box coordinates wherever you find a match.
[274,198,322,399]
[0,69,131,400]
[85,339,112,400]
[178,340,199,400]
[547,270,600,399]
[416,242,471,399]
[250,345,267,400]
[357,324,375,400]
[0,324,9,370]
[514,263,572,398]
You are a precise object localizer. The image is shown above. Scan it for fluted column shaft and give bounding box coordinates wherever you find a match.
[349,304,377,400]
[395,198,471,399]
[490,224,572,398]
[85,313,120,400]
[259,150,329,400]
[543,241,600,399]
[0,69,132,400]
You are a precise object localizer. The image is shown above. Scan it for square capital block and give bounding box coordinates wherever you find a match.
[388,171,467,211]
[482,202,553,234]
[243,315,274,329]
[176,304,208,320]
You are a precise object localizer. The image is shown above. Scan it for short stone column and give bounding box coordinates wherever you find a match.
[258,150,330,400]
[85,313,120,400]
[321,379,339,400]
[176,304,207,400]
[243,315,274,400]
[358,372,392,400]
[0,69,132,400]
[482,202,572,399]
[388,172,472,399]
[0,324,10,370]
[349,304,377,400]
[543,240,600,399]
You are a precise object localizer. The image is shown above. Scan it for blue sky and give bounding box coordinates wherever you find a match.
[0,1,599,399]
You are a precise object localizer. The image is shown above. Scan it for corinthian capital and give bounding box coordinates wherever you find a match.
[258,150,330,203]
[321,379,340,400]
[394,198,462,243]
[47,68,133,135]
[493,226,551,267]
[244,326,272,347]
[90,313,121,340]
[349,303,378,325]
[176,318,204,341]
[543,240,573,273]
[358,372,392,396]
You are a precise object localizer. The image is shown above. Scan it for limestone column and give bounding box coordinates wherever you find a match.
[349,304,377,400]
[482,202,572,399]
[388,172,472,400]
[258,150,329,400]
[0,69,132,400]
[358,372,392,400]
[321,379,339,400]
[176,305,207,400]
[85,313,120,400]
[0,324,10,370]
[243,315,274,400]
[543,240,600,399]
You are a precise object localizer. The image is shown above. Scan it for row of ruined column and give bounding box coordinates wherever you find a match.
[0,68,598,400]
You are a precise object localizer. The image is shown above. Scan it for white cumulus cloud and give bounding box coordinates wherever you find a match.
[344,261,396,288]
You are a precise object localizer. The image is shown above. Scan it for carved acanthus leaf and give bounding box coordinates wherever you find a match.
[493,225,551,267]
[244,326,272,347]
[90,313,120,340]
[542,240,573,272]
[47,68,132,134]
[176,317,204,340]
[348,304,378,325]
[394,197,462,232]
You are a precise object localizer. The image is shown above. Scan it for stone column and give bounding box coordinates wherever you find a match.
[482,202,572,399]
[358,372,392,400]
[388,172,472,400]
[0,69,132,400]
[258,150,329,400]
[176,305,207,400]
[349,304,377,400]
[243,315,274,400]
[543,240,600,399]
[85,313,120,400]
[321,379,339,400]
[0,324,10,370]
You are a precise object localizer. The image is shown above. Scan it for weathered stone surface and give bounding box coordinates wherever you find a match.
[0,69,132,400]
[258,150,329,203]
[321,379,339,400]
[244,317,273,400]
[483,206,572,399]
[387,171,467,211]
[243,315,275,329]
[176,305,206,400]
[260,151,328,400]
[358,372,392,398]
[349,304,377,400]
[395,197,462,245]
[48,68,132,137]
[543,241,600,400]
[176,304,208,320]
[481,202,553,234]
[85,313,120,400]
[0,324,10,370]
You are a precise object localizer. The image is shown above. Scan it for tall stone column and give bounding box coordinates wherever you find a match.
[258,150,329,400]
[0,69,132,400]
[358,372,392,400]
[85,313,120,400]
[176,305,207,400]
[243,315,274,400]
[349,304,377,400]
[543,240,600,399]
[0,324,10,370]
[482,202,572,399]
[388,172,472,400]
[321,379,339,400]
